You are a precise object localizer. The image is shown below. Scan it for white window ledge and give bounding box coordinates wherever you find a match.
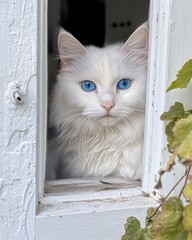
[36,178,157,240]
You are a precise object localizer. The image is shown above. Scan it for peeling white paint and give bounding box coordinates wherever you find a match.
[142,0,192,196]
[0,0,37,239]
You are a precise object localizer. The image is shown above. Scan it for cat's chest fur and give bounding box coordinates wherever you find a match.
[58,115,144,180]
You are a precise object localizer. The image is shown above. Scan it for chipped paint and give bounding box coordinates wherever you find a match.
[0,0,37,239]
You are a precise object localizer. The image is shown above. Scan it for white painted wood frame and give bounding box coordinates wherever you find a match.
[143,0,192,197]
[1,0,192,240]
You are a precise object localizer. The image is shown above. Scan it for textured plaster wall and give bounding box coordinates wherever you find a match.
[0,0,37,239]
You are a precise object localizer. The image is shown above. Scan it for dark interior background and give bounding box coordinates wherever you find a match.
[48,0,150,94]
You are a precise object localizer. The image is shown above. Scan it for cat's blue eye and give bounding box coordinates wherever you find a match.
[117,79,131,90]
[81,81,96,92]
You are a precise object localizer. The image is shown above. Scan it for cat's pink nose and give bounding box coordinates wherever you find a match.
[101,101,115,112]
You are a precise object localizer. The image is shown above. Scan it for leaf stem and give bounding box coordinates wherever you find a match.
[178,164,192,198]
[149,171,186,220]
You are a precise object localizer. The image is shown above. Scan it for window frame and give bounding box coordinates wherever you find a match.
[143,0,192,197]
[36,0,192,238]
[37,0,48,201]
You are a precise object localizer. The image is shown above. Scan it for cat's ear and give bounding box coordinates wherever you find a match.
[58,29,87,68]
[121,24,149,56]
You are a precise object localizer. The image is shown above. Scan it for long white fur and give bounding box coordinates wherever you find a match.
[48,23,149,180]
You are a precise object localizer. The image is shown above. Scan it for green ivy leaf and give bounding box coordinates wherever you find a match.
[149,197,187,240]
[160,103,192,153]
[160,102,185,121]
[172,115,192,161]
[166,59,192,92]
[165,121,176,152]
[146,208,159,227]
[162,197,184,212]
[183,205,192,232]
[121,216,153,240]
[121,217,141,240]
[134,228,152,240]
[187,232,192,240]
[183,183,192,204]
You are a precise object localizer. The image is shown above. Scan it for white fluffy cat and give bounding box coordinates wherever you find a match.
[47,23,149,180]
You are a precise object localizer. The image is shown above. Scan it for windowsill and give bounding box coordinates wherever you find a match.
[37,178,157,216]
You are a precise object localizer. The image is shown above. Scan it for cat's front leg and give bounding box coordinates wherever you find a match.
[117,140,143,181]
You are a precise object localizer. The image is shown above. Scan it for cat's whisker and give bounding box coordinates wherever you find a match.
[51,55,61,61]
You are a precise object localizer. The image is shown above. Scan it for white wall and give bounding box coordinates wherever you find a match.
[0,0,37,239]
